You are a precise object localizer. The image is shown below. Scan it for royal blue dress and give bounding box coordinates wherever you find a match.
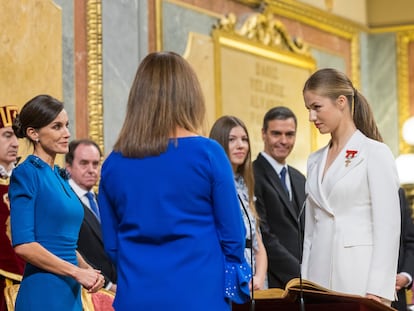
[9,155,84,311]
[99,136,251,310]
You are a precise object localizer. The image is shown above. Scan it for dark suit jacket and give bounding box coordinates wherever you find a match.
[392,188,414,311]
[253,153,306,288]
[77,200,117,287]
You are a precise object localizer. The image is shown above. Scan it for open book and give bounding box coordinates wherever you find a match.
[254,278,331,299]
[244,278,396,311]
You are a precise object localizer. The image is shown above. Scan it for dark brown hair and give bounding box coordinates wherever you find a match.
[209,115,258,222]
[262,106,297,132]
[13,94,64,143]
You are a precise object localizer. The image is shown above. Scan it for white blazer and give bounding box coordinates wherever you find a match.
[301,130,400,301]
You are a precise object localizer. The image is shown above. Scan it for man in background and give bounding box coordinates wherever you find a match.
[253,106,306,288]
[0,105,25,311]
[65,139,117,292]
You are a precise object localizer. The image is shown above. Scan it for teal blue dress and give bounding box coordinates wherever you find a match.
[9,155,84,311]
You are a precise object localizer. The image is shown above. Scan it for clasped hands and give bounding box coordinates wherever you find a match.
[78,267,105,293]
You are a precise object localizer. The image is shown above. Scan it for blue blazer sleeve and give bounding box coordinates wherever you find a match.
[208,144,251,303]
[98,155,120,267]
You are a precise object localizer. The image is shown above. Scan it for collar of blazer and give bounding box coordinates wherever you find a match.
[255,153,295,216]
[307,130,366,215]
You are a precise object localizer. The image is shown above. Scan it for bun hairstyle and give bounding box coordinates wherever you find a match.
[13,95,64,141]
[12,115,25,139]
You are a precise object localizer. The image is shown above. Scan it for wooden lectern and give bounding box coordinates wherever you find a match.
[233,278,396,311]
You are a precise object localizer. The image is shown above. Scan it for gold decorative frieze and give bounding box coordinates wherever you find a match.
[233,0,262,8]
[397,31,414,154]
[214,12,311,57]
[234,0,363,87]
[262,0,362,88]
[86,0,104,154]
[212,9,316,171]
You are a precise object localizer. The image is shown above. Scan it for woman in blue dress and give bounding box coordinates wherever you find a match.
[98,51,251,310]
[9,95,105,310]
[210,116,268,290]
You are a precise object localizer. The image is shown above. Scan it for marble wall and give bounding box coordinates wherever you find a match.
[362,33,399,154]
[101,0,148,153]
[54,0,75,135]
[162,1,217,54]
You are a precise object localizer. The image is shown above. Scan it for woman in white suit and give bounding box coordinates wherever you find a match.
[301,68,400,305]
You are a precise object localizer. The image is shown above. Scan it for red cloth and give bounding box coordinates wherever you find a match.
[91,291,115,311]
[0,183,25,311]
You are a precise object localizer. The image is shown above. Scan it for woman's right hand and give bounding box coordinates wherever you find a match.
[252,275,265,290]
[75,267,105,293]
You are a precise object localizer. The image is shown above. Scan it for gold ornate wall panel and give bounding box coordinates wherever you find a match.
[0,0,62,107]
[86,0,104,154]
[0,0,62,159]
[213,13,316,173]
[397,30,414,154]
[157,0,414,159]
[156,0,363,166]
[262,0,362,87]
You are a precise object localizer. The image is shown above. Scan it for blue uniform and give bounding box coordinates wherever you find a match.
[99,137,251,310]
[9,155,84,311]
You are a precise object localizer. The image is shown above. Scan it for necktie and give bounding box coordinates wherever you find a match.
[280,166,289,194]
[85,192,101,222]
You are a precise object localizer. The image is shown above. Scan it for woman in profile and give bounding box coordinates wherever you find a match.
[98,51,251,310]
[302,68,400,305]
[9,95,104,311]
[209,115,268,290]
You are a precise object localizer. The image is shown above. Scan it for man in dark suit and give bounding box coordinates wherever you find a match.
[392,187,414,311]
[65,139,117,292]
[253,106,306,289]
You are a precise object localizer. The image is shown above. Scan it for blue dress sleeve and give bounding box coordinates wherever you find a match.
[9,164,37,246]
[209,142,252,303]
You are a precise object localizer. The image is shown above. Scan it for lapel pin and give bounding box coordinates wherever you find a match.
[345,149,358,167]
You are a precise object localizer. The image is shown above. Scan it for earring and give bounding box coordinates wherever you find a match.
[35,139,39,143]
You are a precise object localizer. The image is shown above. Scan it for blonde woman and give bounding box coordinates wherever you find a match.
[302,68,400,305]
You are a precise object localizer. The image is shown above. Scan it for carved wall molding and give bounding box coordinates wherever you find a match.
[214,12,311,57]
[397,30,414,154]
[262,0,362,88]
[86,0,104,154]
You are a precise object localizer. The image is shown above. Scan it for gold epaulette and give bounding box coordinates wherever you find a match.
[0,177,10,186]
